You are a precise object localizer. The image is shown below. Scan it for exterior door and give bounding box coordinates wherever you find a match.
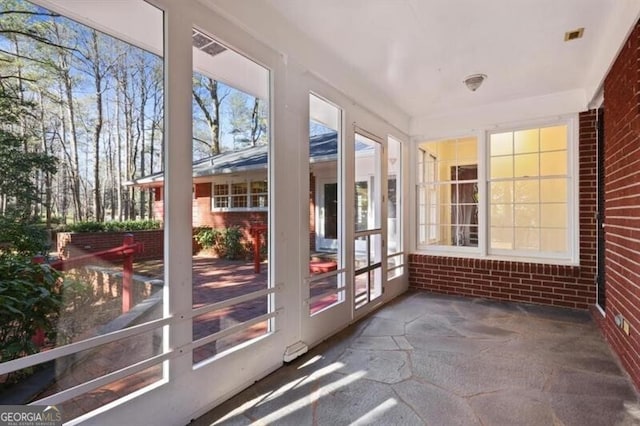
[301,93,349,347]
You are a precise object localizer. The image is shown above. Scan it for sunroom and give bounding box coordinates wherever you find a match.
[0,0,639,424]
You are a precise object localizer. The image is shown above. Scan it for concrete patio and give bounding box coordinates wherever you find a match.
[192,291,640,426]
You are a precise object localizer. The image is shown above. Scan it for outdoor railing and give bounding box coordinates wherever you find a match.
[32,234,144,317]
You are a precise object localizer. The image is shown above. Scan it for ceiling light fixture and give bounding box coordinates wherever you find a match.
[464,74,487,92]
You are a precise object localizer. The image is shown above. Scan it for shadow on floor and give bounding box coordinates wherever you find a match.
[192,291,640,426]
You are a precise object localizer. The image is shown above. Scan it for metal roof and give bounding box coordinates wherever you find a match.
[128,132,338,187]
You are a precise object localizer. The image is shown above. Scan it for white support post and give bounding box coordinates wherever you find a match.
[163,5,194,379]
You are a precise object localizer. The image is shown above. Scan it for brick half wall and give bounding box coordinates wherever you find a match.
[57,230,165,261]
[409,256,590,308]
[409,110,598,310]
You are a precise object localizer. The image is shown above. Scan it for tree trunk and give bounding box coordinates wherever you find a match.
[90,30,104,221]
[251,98,261,146]
[38,91,53,227]
[116,79,123,221]
[138,58,148,219]
[192,76,224,155]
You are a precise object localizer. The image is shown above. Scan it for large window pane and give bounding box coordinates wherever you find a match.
[354,132,383,308]
[387,137,403,279]
[0,0,165,421]
[191,29,272,363]
[308,94,343,314]
[489,124,569,256]
[355,134,381,231]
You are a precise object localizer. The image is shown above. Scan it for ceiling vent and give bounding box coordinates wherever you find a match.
[193,29,227,57]
[564,28,584,42]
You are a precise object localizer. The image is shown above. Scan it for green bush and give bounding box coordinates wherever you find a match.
[0,254,61,384]
[55,274,102,346]
[64,221,104,233]
[194,226,247,260]
[0,216,49,256]
[62,220,161,233]
[194,227,222,250]
[223,227,245,260]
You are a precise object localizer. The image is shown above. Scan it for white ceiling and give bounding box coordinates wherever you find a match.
[33,0,640,134]
[260,0,633,119]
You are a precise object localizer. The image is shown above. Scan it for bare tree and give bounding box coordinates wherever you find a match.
[193,74,228,156]
[50,20,83,221]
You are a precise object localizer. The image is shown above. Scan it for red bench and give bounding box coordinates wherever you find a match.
[309,261,338,274]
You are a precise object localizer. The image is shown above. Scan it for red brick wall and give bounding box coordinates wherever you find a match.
[600,20,640,390]
[409,258,592,308]
[191,182,267,243]
[409,110,598,310]
[57,230,164,261]
[149,182,268,248]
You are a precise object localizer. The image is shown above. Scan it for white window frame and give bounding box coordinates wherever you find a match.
[210,175,269,212]
[487,119,577,263]
[416,137,482,256]
[414,115,579,265]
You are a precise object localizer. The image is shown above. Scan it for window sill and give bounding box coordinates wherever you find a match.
[412,248,579,267]
[210,208,268,213]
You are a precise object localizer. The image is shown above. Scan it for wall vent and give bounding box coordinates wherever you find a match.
[564,28,584,42]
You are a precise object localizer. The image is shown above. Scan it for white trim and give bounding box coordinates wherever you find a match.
[33,352,172,406]
[0,316,171,376]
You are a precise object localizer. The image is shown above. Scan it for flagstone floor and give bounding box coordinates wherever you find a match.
[193,291,640,426]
